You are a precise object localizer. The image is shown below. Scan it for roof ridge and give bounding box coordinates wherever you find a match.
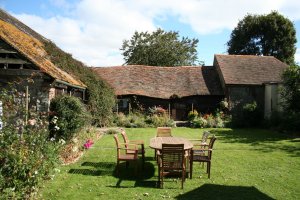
[215,54,275,58]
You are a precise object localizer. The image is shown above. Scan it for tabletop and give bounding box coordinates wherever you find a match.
[149,137,193,150]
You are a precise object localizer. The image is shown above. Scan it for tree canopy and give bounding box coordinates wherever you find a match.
[281,65,300,112]
[121,28,199,66]
[227,11,297,65]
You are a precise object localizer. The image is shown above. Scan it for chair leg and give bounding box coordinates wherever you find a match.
[142,145,145,169]
[135,160,138,176]
[208,162,211,179]
[190,160,193,179]
[161,172,164,189]
[116,160,119,175]
[182,170,185,189]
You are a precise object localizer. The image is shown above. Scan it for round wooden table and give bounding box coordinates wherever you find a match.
[149,137,193,150]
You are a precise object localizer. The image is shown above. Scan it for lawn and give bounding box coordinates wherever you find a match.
[40,128,300,200]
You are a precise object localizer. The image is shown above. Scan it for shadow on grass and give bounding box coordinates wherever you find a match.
[68,161,116,176]
[211,129,300,157]
[107,160,156,188]
[175,184,275,200]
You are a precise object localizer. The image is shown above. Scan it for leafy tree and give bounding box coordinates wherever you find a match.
[227,11,297,65]
[121,28,199,66]
[281,65,300,112]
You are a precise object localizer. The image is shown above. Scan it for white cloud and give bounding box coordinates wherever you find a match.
[13,0,300,66]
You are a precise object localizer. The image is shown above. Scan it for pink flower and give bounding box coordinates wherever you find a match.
[84,139,94,149]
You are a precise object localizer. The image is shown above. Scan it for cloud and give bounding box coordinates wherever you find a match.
[13,0,300,66]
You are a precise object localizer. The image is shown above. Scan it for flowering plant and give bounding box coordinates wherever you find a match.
[83,139,94,149]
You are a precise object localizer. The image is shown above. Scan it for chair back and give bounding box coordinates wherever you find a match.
[120,129,129,146]
[208,136,217,159]
[113,134,121,158]
[161,143,184,170]
[157,127,172,137]
[201,131,210,144]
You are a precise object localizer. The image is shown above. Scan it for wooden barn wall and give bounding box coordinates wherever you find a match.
[226,85,265,113]
[0,72,52,112]
[116,95,224,120]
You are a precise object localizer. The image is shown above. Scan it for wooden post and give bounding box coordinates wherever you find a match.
[192,103,194,111]
[116,101,119,114]
[128,102,131,114]
[25,86,29,125]
[168,103,171,119]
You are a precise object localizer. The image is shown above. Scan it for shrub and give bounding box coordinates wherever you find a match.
[49,95,89,141]
[187,110,199,121]
[231,101,263,127]
[189,111,227,128]
[191,117,207,128]
[113,112,175,128]
[44,41,115,126]
[0,86,60,199]
[0,120,59,199]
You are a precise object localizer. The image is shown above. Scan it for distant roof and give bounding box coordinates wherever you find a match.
[0,19,86,88]
[93,65,224,99]
[214,54,288,85]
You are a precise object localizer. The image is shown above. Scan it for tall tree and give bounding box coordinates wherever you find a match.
[121,28,199,66]
[281,65,300,112]
[227,11,297,65]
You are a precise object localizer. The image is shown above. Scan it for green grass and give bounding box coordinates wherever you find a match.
[40,128,300,200]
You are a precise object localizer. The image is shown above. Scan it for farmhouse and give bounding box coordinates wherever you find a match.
[214,54,288,118]
[0,10,86,112]
[93,65,224,120]
[94,55,287,120]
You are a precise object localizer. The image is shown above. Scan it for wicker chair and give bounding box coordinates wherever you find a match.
[120,129,145,168]
[189,136,217,179]
[158,143,186,189]
[113,134,139,175]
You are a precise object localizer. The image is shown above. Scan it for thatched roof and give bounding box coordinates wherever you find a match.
[214,54,288,85]
[93,65,224,99]
[0,19,85,88]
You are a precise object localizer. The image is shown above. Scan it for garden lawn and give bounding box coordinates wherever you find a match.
[40,128,300,200]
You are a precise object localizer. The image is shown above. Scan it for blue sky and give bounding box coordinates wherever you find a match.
[1,0,300,66]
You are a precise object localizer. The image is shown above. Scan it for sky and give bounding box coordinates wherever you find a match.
[0,0,300,67]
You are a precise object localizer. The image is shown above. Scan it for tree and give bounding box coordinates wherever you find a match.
[121,28,199,66]
[227,11,297,65]
[281,65,300,112]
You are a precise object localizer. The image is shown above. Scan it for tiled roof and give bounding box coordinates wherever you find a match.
[214,54,288,85]
[92,65,224,99]
[0,19,86,88]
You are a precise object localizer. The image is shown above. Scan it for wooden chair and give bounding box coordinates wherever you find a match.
[189,130,211,145]
[113,134,138,175]
[158,143,186,189]
[155,127,172,159]
[120,129,145,168]
[156,127,172,137]
[189,136,217,179]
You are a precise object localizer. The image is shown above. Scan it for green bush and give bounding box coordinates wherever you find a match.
[49,95,90,141]
[113,112,175,128]
[0,122,59,199]
[44,41,115,126]
[190,112,226,128]
[231,101,263,127]
[0,86,60,199]
[187,110,199,121]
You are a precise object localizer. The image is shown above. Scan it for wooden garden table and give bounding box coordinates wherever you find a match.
[149,137,193,151]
